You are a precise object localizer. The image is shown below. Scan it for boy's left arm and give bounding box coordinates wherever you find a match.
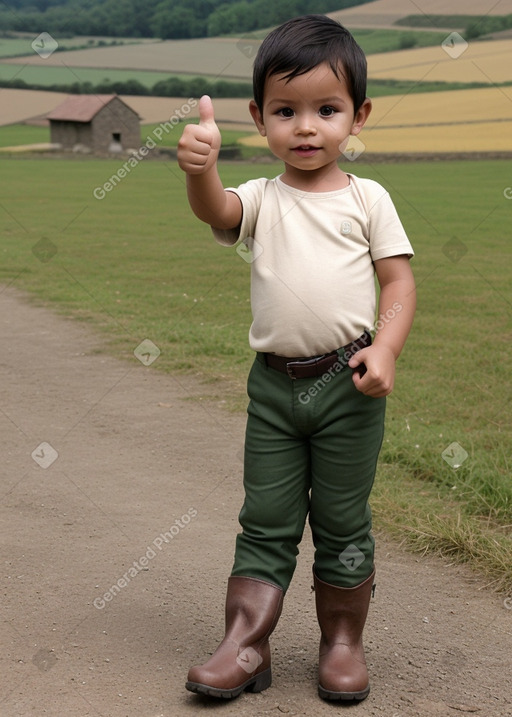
[349,255,416,398]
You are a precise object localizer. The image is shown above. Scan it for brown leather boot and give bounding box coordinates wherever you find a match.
[186,576,284,699]
[313,568,375,701]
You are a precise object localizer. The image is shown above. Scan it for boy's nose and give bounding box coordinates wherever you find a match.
[294,116,317,135]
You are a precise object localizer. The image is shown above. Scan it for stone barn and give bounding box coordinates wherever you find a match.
[47,95,140,154]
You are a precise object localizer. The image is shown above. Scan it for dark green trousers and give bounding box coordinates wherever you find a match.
[231,352,386,591]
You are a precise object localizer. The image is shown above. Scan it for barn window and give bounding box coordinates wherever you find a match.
[112,132,121,143]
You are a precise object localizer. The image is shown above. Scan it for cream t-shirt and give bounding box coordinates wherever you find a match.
[212,173,413,357]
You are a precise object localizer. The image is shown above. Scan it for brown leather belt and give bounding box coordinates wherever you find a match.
[262,332,371,380]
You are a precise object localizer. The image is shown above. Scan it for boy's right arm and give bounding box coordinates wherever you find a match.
[177,95,242,231]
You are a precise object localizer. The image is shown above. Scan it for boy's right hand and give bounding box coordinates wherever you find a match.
[177,95,221,175]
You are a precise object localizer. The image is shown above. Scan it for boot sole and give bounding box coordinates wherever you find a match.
[186,667,272,699]
[318,683,370,701]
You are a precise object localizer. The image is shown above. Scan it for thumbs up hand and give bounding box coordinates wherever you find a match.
[178,95,222,174]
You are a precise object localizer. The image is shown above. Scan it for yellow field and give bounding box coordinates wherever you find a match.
[239,87,512,154]
[330,0,512,29]
[368,38,512,84]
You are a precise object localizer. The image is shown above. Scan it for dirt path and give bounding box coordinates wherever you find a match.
[1,286,511,717]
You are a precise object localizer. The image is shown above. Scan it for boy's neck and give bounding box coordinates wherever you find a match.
[279,161,351,192]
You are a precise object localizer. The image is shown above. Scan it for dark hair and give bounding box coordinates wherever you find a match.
[253,15,367,115]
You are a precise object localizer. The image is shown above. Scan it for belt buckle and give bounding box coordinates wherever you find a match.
[286,354,326,380]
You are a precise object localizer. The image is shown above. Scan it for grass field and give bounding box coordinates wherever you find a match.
[0,36,143,59]
[0,63,183,88]
[351,28,447,53]
[1,157,511,591]
[0,124,49,147]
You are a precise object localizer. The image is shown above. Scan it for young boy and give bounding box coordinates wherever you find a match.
[178,14,415,702]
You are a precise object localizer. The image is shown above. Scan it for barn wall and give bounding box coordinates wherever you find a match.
[50,121,93,149]
[91,97,140,153]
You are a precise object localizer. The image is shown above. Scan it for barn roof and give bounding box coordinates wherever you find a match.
[47,95,139,123]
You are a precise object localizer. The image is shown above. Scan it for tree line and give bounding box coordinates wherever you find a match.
[1,0,373,39]
[0,75,253,98]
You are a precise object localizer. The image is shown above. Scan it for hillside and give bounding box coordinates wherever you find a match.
[329,0,512,29]
[0,0,373,39]
[5,35,512,86]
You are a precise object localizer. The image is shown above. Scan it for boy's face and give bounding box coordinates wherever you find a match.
[249,62,370,177]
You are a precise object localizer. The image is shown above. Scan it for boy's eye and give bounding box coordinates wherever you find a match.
[319,105,336,117]
[277,107,294,118]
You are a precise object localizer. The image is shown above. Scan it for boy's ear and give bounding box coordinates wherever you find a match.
[249,100,266,137]
[351,97,372,136]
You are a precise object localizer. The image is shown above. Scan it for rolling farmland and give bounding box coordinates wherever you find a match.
[4,35,512,87]
[2,1,512,153]
[2,85,512,154]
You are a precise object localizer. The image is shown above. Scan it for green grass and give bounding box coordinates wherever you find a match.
[0,38,38,57]
[395,14,493,29]
[0,157,511,591]
[0,63,182,88]
[352,28,447,54]
[0,36,136,58]
[0,124,49,147]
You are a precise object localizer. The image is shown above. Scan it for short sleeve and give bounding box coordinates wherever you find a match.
[211,177,268,247]
[367,189,414,261]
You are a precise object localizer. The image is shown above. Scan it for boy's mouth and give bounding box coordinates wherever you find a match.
[293,145,320,157]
